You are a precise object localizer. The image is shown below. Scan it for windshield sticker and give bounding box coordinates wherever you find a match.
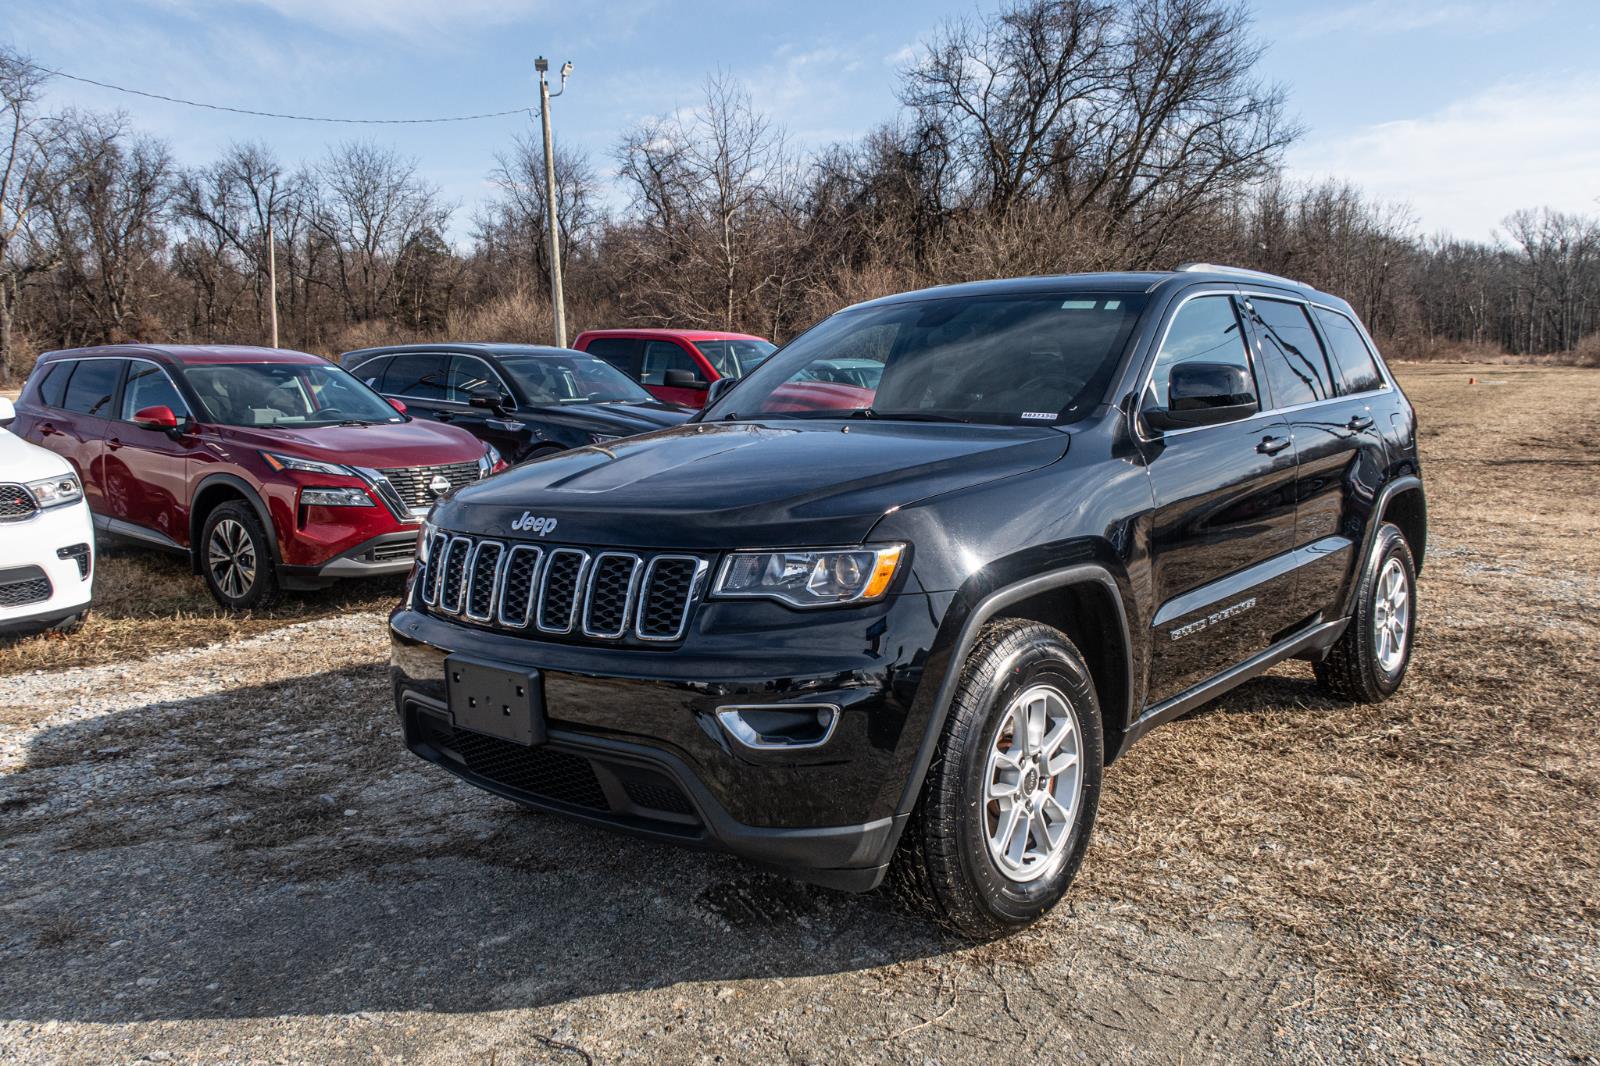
[1021,411,1056,420]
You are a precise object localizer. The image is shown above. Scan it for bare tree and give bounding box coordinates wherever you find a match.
[0,48,69,383]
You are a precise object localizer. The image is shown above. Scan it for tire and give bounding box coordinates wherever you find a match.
[199,501,281,610]
[897,618,1104,939]
[51,610,89,634]
[1314,522,1417,702]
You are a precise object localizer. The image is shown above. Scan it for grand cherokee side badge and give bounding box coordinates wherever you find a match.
[512,512,558,537]
[1170,597,1257,641]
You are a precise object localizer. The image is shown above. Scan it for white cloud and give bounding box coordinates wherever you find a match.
[1274,0,1533,39]
[1286,75,1600,240]
[197,0,555,42]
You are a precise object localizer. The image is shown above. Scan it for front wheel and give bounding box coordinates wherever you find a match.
[200,501,282,610]
[897,619,1103,939]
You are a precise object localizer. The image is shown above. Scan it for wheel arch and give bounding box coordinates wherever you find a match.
[892,563,1136,825]
[1338,475,1425,616]
[188,474,279,572]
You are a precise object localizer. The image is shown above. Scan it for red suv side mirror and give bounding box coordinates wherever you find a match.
[133,405,180,431]
[388,397,408,414]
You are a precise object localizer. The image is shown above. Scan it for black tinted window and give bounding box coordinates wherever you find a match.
[1148,295,1255,409]
[1246,298,1334,408]
[446,356,506,403]
[641,341,699,386]
[582,338,641,375]
[121,361,191,420]
[36,362,71,408]
[383,354,448,402]
[62,359,122,416]
[353,357,391,391]
[1312,308,1385,394]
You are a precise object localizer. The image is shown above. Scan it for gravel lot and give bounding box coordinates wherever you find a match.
[2,365,1596,1063]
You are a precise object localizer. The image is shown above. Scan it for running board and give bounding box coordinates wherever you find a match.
[1123,617,1350,748]
[94,513,185,552]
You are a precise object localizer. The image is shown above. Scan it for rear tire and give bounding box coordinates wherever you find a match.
[1314,522,1417,702]
[200,501,281,611]
[897,618,1103,939]
[50,610,89,634]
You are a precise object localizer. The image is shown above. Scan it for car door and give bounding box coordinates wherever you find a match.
[642,340,711,407]
[1246,299,1394,621]
[39,358,124,516]
[100,358,200,548]
[442,354,526,458]
[1137,291,1303,705]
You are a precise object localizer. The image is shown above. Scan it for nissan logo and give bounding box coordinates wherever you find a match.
[426,474,452,498]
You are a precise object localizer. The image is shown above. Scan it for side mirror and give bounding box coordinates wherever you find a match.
[133,405,180,431]
[387,397,408,414]
[0,396,14,426]
[1144,363,1260,431]
[663,368,708,390]
[467,387,512,414]
[705,376,738,406]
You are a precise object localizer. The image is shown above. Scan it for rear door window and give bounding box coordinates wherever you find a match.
[354,357,392,391]
[583,338,643,378]
[1244,298,1335,408]
[1312,307,1386,394]
[382,354,449,402]
[62,359,123,417]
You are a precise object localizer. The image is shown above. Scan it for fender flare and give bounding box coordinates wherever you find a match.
[188,473,280,569]
[891,563,1133,823]
[1339,474,1424,617]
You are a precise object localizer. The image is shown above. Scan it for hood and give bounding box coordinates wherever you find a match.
[215,418,487,469]
[532,400,692,437]
[0,427,72,481]
[434,419,1069,549]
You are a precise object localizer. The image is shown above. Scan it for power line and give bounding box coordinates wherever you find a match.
[26,62,534,124]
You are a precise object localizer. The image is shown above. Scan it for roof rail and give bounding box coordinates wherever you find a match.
[1173,262,1309,289]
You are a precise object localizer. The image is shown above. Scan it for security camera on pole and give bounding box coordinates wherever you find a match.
[535,56,572,348]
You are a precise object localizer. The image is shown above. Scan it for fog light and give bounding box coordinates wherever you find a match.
[715,704,839,750]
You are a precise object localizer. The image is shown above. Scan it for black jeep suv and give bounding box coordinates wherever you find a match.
[389,264,1425,936]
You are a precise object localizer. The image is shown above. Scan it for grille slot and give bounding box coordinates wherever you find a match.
[441,727,608,810]
[496,545,543,628]
[0,485,39,522]
[378,461,483,510]
[537,548,589,634]
[421,533,704,644]
[582,553,641,639]
[0,566,52,608]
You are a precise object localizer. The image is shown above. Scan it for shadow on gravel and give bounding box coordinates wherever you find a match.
[0,665,949,1024]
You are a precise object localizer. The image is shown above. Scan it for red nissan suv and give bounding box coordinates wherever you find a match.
[11,345,503,608]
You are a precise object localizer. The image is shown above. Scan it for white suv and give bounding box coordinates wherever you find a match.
[0,396,94,635]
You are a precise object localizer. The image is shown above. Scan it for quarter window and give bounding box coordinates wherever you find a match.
[1245,298,1334,408]
[36,362,71,408]
[61,359,122,417]
[1148,295,1256,410]
[354,356,392,391]
[1313,307,1385,394]
[121,361,191,421]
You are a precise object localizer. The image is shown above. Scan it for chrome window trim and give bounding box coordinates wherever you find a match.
[1237,292,1340,408]
[463,538,507,623]
[438,535,474,615]
[495,544,545,629]
[118,357,194,423]
[635,555,710,643]
[535,548,591,634]
[581,551,644,639]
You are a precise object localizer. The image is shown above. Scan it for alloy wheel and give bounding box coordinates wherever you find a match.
[1372,556,1411,674]
[208,518,257,601]
[982,683,1084,883]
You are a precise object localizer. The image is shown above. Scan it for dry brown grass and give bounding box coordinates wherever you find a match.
[0,541,400,676]
[1073,363,1600,1007]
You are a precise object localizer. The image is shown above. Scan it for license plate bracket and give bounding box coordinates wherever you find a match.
[445,656,546,746]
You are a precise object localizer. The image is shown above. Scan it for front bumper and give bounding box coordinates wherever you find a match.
[278,531,418,589]
[0,500,94,632]
[389,591,949,890]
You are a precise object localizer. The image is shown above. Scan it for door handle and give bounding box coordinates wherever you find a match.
[40,422,56,437]
[1257,435,1292,456]
[433,411,453,422]
[1347,415,1374,432]
[108,437,123,451]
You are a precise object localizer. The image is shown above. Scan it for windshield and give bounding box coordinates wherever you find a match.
[498,353,655,405]
[708,293,1148,426]
[695,339,777,378]
[183,362,403,427]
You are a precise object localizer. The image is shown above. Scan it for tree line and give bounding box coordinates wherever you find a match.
[3,0,1598,388]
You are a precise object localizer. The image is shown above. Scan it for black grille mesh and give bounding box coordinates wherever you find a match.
[0,574,51,608]
[621,774,695,815]
[466,542,502,619]
[445,727,608,810]
[584,554,638,636]
[538,551,585,632]
[0,485,38,521]
[640,558,699,638]
[439,538,471,612]
[497,546,541,626]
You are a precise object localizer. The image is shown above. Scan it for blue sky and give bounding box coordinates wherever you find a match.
[7,0,1600,243]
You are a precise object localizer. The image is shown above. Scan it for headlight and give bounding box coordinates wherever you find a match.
[416,517,436,563]
[479,444,503,475]
[26,473,83,508]
[261,451,354,476]
[299,486,374,507]
[713,544,906,608]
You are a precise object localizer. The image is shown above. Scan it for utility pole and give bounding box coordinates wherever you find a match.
[266,219,280,348]
[536,56,572,348]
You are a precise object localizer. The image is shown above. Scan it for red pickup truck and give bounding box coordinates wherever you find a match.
[572,329,777,407]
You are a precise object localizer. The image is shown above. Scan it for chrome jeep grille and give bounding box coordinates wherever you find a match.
[419,531,709,644]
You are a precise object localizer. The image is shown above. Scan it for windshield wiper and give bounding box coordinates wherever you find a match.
[848,408,971,423]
